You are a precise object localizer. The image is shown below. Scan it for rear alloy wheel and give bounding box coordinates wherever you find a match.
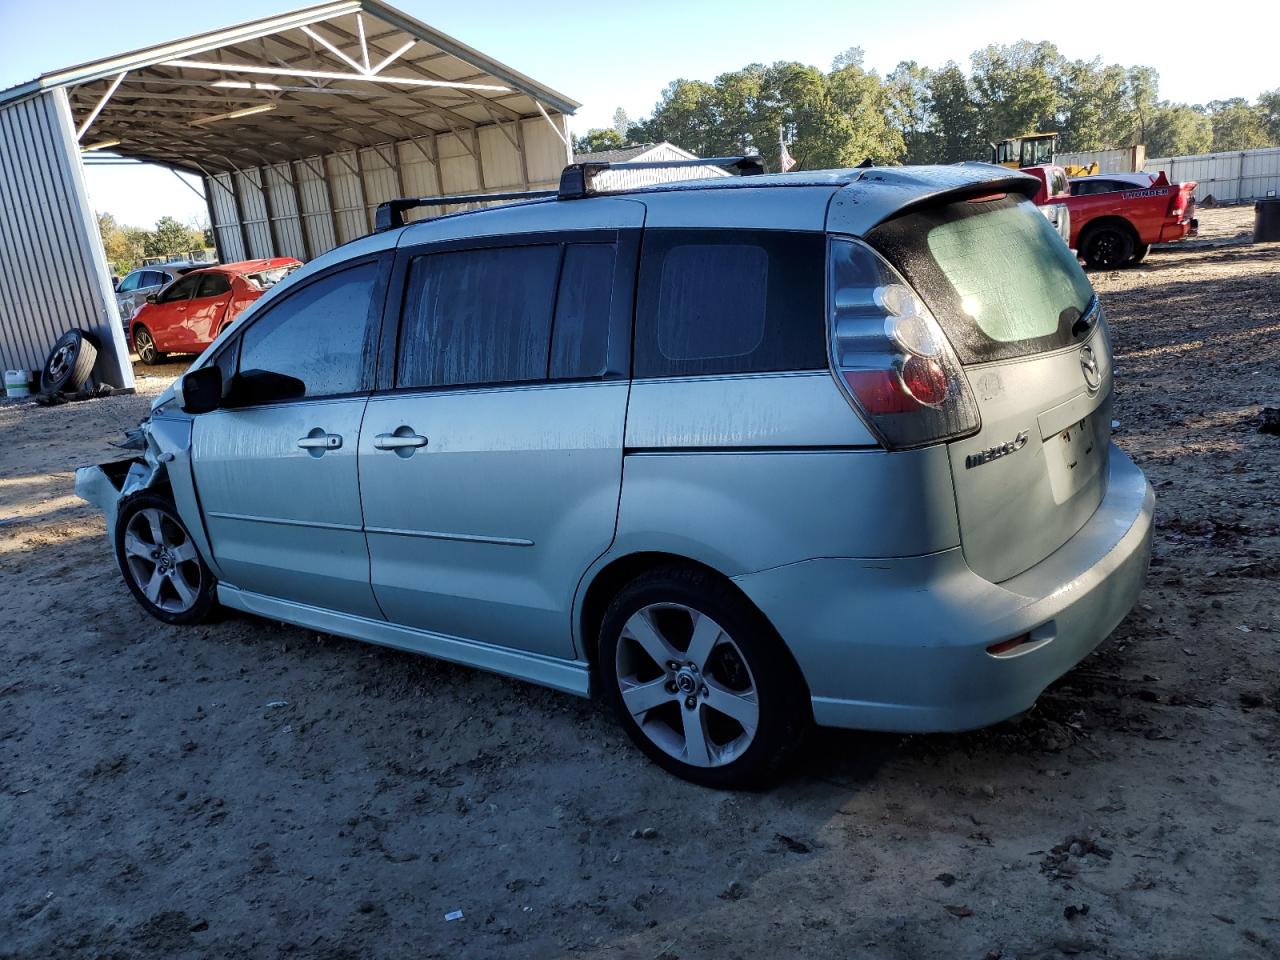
[115,494,216,625]
[599,567,809,788]
[1082,226,1135,270]
[1129,243,1152,266]
[132,325,163,365]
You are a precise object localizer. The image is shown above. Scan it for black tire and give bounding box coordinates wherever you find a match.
[1081,224,1136,270]
[40,329,97,394]
[115,493,217,625]
[598,565,810,789]
[132,325,164,365]
[1129,243,1152,265]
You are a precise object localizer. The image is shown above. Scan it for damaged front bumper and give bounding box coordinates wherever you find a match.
[74,456,156,543]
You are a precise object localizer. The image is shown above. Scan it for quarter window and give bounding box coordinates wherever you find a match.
[397,245,561,389]
[634,230,828,378]
[237,260,378,399]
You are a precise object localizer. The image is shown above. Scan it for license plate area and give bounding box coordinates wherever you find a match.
[1046,414,1105,503]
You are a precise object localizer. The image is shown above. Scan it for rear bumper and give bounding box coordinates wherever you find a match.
[733,444,1155,732]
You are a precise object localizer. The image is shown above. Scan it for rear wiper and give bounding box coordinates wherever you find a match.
[1071,298,1101,339]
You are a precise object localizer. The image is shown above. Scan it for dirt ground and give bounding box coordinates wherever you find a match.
[2,205,1277,960]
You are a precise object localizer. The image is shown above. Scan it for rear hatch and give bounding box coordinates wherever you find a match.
[868,194,1111,583]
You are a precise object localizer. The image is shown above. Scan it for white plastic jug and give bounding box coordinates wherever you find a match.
[4,369,31,398]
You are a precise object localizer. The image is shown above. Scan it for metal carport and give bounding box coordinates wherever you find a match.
[0,1,578,390]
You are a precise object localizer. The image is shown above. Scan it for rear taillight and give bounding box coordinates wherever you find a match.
[828,238,980,450]
[1167,189,1186,218]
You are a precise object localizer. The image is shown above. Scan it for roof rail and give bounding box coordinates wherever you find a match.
[375,189,557,231]
[558,155,766,198]
[373,155,766,231]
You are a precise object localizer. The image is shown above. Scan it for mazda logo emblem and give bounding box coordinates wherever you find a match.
[1080,346,1102,392]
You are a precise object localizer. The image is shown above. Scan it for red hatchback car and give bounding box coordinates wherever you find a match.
[130,257,301,364]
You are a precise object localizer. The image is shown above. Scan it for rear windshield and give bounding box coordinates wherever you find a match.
[243,263,301,291]
[867,194,1095,363]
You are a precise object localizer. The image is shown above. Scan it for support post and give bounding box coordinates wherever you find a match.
[352,148,373,232]
[285,161,314,261]
[226,169,252,260]
[257,166,283,258]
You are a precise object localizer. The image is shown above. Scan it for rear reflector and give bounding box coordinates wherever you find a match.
[986,633,1033,656]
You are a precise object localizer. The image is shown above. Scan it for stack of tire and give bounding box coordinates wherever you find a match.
[40,329,98,395]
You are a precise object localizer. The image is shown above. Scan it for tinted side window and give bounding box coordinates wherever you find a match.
[238,260,377,399]
[118,273,140,292]
[398,245,560,389]
[551,244,615,379]
[634,230,828,378]
[158,275,199,303]
[196,273,231,298]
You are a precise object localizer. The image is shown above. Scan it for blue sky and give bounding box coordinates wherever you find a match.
[0,0,1265,227]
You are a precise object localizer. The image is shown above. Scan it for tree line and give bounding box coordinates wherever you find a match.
[574,42,1280,170]
[96,213,214,274]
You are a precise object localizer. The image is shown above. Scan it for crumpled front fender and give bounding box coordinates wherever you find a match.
[74,413,210,569]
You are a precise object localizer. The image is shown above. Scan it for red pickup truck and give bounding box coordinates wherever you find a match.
[1021,168,1198,269]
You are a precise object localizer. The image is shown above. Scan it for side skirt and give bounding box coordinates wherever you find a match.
[217,584,591,698]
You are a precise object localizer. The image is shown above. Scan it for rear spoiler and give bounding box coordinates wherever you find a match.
[828,162,1042,237]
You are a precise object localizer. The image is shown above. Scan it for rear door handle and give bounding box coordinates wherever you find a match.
[374,430,429,451]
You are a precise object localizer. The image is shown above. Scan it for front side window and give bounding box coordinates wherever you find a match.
[237,260,378,399]
[634,230,828,378]
[158,275,200,303]
[397,245,560,389]
[118,272,141,293]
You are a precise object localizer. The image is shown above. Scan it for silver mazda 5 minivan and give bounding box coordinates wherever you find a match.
[78,161,1155,787]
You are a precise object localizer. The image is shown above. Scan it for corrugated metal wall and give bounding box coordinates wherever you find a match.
[1144,147,1280,203]
[205,115,572,264]
[0,89,132,387]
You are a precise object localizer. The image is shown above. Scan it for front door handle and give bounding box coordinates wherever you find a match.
[297,429,342,455]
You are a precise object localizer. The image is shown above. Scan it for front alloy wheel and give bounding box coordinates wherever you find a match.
[133,326,161,365]
[115,494,216,624]
[600,567,809,788]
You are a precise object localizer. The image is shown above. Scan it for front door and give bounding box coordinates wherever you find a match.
[146,273,199,352]
[191,256,387,618]
[359,221,640,659]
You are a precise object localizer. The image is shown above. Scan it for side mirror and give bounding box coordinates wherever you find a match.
[179,366,222,414]
[223,369,305,407]
[145,293,159,304]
